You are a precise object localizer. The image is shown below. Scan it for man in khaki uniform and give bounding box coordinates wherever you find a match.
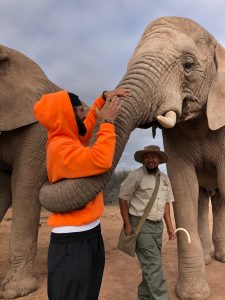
[119,145,175,300]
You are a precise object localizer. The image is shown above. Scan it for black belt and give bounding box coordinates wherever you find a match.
[147,219,161,224]
[129,215,161,224]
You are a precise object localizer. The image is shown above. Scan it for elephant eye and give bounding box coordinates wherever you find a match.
[183,61,194,70]
[183,58,195,72]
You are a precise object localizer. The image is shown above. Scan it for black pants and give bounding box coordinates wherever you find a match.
[48,224,105,300]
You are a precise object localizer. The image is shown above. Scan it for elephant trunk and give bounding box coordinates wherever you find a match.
[39,55,178,212]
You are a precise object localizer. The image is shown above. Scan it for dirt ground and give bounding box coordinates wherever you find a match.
[0,204,225,300]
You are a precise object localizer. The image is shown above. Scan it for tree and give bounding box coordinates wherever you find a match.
[103,170,129,203]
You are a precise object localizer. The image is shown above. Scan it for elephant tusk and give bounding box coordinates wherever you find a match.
[174,227,191,244]
[157,111,177,128]
[162,227,191,248]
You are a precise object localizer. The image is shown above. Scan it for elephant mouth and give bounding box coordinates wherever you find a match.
[138,121,163,138]
[180,95,200,120]
[139,121,154,129]
[139,119,172,138]
[139,111,178,134]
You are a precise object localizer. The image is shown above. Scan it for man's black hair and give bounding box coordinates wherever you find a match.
[68,92,82,107]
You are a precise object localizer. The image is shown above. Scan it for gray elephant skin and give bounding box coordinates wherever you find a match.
[0,16,225,299]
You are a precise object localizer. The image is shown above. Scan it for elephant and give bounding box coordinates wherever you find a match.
[1,16,225,300]
[0,45,60,298]
[38,16,225,300]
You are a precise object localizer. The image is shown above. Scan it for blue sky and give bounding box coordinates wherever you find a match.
[1,0,224,171]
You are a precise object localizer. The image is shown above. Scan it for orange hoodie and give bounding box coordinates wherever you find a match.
[34,90,116,226]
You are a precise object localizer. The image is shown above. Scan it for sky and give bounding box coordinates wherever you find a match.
[1,0,224,172]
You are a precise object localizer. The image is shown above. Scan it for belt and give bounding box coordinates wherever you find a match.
[146,219,161,224]
[129,215,161,224]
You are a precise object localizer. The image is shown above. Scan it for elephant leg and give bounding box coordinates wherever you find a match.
[211,190,225,263]
[164,139,210,299]
[198,188,212,265]
[169,166,209,299]
[0,124,47,299]
[0,175,42,298]
[0,171,12,222]
[0,172,42,298]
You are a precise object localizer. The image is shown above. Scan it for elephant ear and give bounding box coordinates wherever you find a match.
[0,47,8,62]
[207,43,225,130]
[0,44,60,131]
[0,47,11,77]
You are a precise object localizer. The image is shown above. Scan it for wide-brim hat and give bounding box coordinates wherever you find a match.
[134,145,169,164]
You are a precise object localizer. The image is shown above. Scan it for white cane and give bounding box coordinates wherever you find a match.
[162,227,191,247]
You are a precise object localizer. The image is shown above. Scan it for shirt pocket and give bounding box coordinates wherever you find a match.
[161,185,169,192]
[139,180,155,199]
[160,185,169,202]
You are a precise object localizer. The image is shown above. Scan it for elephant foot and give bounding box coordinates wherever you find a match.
[176,277,210,300]
[214,251,225,263]
[0,273,37,299]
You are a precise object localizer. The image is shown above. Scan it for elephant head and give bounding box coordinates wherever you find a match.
[0,44,60,131]
[127,17,225,130]
[39,17,225,212]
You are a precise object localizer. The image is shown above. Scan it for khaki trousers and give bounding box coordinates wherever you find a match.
[130,215,169,300]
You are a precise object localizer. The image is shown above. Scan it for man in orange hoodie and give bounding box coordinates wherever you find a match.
[34,88,129,300]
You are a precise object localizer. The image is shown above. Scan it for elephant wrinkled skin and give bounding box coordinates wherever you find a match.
[1,17,225,299]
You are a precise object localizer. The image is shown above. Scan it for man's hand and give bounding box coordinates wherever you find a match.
[103,88,130,100]
[164,203,176,240]
[95,96,121,122]
[167,228,176,240]
[124,223,134,236]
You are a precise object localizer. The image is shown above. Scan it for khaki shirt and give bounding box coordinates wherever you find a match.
[119,166,174,221]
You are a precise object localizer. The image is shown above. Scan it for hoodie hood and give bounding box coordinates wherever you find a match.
[34,90,78,140]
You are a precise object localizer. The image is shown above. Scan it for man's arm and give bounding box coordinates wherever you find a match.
[163,203,175,240]
[118,170,139,235]
[119,198,134,235]
[82,88,130,144]
[81,96,105,144]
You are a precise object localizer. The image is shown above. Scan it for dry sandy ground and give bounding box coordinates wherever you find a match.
[0,205,225,300]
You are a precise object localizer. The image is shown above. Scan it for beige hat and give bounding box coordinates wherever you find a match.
[134,145,169,164]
